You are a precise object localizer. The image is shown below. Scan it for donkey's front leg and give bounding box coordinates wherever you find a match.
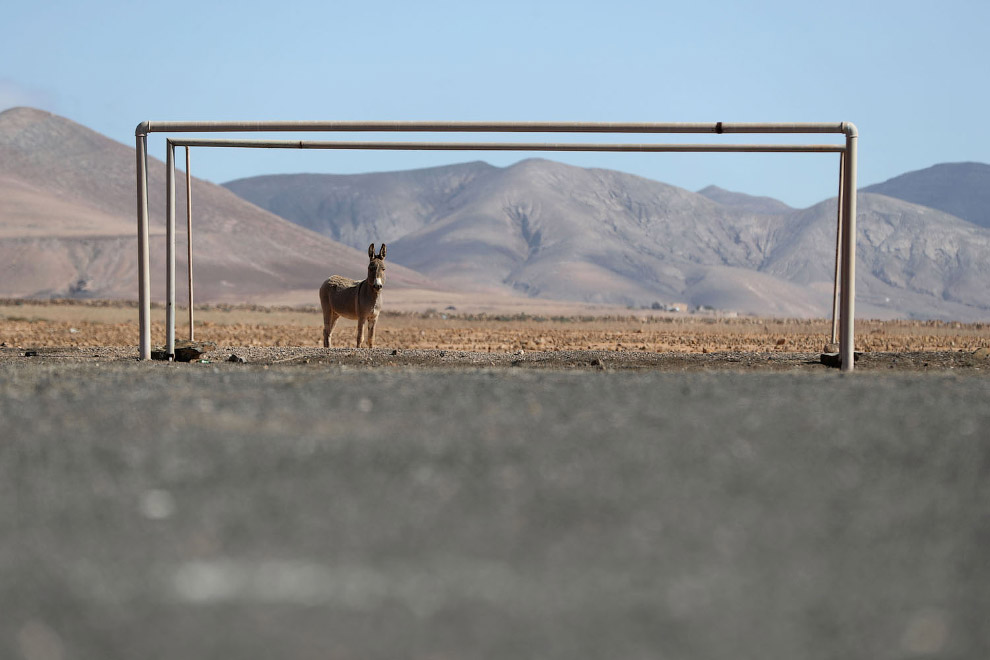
[356,318,365,348]
[367,317,377,349]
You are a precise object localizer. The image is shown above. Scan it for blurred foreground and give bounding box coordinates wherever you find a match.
[2,361,989,659]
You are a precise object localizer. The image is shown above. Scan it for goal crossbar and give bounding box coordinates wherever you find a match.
[167,138,846,153]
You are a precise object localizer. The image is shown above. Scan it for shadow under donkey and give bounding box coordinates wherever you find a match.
[319,243,387,348]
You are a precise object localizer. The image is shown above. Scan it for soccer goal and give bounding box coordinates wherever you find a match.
[134,121,859,370]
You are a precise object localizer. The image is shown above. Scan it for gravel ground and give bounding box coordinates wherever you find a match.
[2,348,990,659]
[4,344,990,372]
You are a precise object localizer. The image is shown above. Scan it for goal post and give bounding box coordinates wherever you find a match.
[135,121,859,370]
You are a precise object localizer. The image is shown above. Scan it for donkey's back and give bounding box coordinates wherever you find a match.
[319,275,362,319]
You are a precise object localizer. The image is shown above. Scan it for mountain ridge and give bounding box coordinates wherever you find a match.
[697,185,794,215]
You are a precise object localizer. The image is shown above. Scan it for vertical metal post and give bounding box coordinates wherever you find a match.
[839,126,858,372]
[830,152,845,345]
[166,141,176,359]
[185,146,195,341]
[136,134,151,360]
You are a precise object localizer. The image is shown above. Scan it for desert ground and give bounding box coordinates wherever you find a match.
[2,298,990,371]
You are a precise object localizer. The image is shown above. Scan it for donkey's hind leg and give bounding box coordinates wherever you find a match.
[324,312,340,348]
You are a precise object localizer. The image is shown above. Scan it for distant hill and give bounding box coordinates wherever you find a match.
[862,162,990,229]
[0,107,437,304]
[227,159,990,321]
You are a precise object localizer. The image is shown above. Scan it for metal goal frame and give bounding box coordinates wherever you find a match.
[134,121,859,370]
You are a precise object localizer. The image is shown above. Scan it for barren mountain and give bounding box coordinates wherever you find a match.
[230,160,819,314]
[0,107,437,303]
[862,162,990,229]
[228,159,990,320]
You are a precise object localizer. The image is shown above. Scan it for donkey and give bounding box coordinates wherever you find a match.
[319,244,387,348]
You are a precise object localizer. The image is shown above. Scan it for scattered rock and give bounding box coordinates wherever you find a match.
[823,342,840,353]
[176,341,216,362]
[228,354,246,363]
[820,351,862,369]
[24,350,38,357]
[152,340,218,362]
[973,347,990,360]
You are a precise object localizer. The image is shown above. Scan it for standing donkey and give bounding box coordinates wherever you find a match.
[320,244,387,348]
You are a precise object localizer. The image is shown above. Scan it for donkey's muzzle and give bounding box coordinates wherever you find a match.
[372,279,383,291]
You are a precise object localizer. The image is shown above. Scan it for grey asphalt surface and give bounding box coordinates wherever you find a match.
[2,359,989,659]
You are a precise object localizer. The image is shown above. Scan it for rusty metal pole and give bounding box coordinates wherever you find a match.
[831,152,845,346]
[185,146,194,341]
[839,124,858,372]
[166,141,176,360]
[135,132,151,360]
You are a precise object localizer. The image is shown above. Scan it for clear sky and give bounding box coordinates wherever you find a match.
[2,0,988,208]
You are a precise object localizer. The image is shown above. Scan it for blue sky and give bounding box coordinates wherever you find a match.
[2,0,988,208]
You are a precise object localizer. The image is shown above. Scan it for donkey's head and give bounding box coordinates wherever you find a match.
[367,243,387,291]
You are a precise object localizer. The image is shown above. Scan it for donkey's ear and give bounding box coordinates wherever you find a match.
[368,244,375,259]
[378,244,387,260]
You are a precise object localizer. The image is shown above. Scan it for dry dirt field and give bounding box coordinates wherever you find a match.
[2,299,990,371]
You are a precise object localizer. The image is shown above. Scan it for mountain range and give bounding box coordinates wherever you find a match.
[226,160,990,320]
[3,105,990,321]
